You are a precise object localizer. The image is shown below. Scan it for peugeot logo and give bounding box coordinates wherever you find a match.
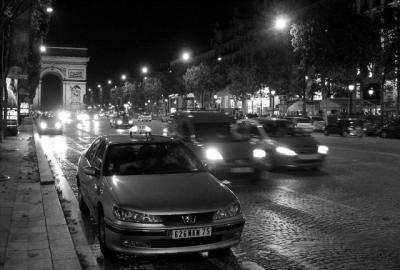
[182,215,196,224]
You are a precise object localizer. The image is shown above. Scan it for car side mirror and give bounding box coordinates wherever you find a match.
[83,166,98,176]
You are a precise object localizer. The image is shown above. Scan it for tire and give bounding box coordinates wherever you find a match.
[381,131,388,138]
[324,130,329,136]
[209,248,232,258]
[77,179,89,214]
[264,155,276,172]
[98,209,115,258]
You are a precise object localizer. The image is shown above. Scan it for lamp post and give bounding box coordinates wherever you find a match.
[368,88,375,115]
[348,84,355,118]
[271,90,276,116]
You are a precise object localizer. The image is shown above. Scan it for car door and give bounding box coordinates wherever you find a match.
[80,138,101,210]
[87,140,108,207]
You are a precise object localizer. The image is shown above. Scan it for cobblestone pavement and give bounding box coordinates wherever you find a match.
[40,118,400,269]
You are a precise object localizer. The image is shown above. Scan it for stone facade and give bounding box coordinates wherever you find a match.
[33,47,90,111]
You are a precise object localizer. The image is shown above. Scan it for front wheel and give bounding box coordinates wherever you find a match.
[98,210,115,258]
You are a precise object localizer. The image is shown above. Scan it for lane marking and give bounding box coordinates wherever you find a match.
[278,186,359,211]
[332,146,400,158]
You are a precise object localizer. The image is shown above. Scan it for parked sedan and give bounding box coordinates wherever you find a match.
[234,118,327,170]
[77,135,245,257]
[286,117,314,133]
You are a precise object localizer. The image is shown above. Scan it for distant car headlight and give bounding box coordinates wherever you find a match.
[205,148,223,161]
[113,206,162,223]
[40,122,47,129]
[213,201,241,220]
[253,148,266,159]
[318,145,329,155]
[144,126,152,132]
[276,146,297,156]
[55,122,62,129]
[128,120,133,124]
[117,120,123,125]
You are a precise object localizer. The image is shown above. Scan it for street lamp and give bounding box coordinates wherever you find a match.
[217,57,222,61]
[271,90,276,116]
[141,66,149,74]
[121,74,127,81]
[46,6,54,13]
[40,45,46,53]
[182,52,191,62]
[107,80,112,85]
[97,84,101,89]
[274,15,289,31]
[348,84,355,118]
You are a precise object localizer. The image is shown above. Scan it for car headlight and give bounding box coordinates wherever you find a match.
[276,146,297,156]
[128,120,133,124]
[55,122,62,129]
[205,148,223,161]
[213,202,241,220]
[318,145,329,155]
[40,122,47,129]
[113,206,162,223]
[117,120,123,125]
[144,126,152,132]
[253,148,266,159]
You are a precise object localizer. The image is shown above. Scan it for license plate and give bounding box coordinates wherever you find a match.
[297,154,320,160]
[171,227,212,239]
[231,167,254,173]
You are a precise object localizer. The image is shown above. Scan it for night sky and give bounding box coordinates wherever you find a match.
[47,0,246,88]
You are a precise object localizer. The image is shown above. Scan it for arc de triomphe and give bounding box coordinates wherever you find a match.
[33,46,90,111]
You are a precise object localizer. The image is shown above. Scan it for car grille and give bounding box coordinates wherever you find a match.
[295,147,317,154]
[160,212,215,225]
[150,235,223,248]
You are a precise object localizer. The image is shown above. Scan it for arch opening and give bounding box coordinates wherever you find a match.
[41,74,63,111]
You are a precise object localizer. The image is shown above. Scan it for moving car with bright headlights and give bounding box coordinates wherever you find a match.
[110,114,133,129]
[37,114,63,134]
[234,118,328,170]
[165,111,267,180]
[77,134,245,257]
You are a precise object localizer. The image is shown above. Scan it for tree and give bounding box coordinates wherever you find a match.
[143,76,163,102]
[183,63,224,109]
[227,64,259,104]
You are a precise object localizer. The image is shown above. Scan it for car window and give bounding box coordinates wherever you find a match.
[104,143,205,175]
[93,141,107,169]
[86,138,101,162]
[261,120,307,137]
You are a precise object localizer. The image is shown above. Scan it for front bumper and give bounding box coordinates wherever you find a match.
[207,160,265,176]
[274,153,326,168]
[104,219,245,255]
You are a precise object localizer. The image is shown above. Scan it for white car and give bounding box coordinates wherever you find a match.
[138,113,152,122]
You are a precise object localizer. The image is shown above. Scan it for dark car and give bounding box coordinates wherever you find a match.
[324,118,365,137]
[165,111,267,180]
[110,114,133,129]
[234,118,328,171]
[37,114,63,134]
[378,119,400,138]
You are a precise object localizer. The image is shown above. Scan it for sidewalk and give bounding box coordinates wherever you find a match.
[0,119,81,270]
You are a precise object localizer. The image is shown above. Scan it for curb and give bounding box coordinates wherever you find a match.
[32,120,99,270]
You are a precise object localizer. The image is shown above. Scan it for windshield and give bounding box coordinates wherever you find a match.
[104,143,204,175]
[295,118,311,123]
[193,122,235,142]
[261,121,307,137]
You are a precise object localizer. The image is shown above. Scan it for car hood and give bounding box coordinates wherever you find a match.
[266,135,318,150]
[105,172,236,214]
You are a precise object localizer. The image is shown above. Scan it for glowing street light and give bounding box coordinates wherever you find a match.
[348,84,355,117]
[121,74,127,81]
[107,80,112,85]
[97,84,101,88]
[40,45,46,53]
[141,66,149,74]
[274,15,289,31]
[46,6,54,13]
[217,57,222,61]
[182,52,191,62]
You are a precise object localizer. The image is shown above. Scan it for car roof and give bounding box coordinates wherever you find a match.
[101,134,177,145]
[244,118,291,124]
[173,111,234,123]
